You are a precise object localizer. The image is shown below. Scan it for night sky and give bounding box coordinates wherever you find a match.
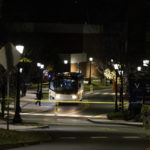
[2,0,127,23]
[1,0,149,67]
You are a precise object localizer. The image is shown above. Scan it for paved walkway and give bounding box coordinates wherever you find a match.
[0,120,45,130]
[88,118,143,127]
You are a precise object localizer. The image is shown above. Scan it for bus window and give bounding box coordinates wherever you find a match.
[49,72,84,101]
[54,78,77,94]
[50,81,54,91]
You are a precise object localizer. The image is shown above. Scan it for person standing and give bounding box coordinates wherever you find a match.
[35,90,42,106]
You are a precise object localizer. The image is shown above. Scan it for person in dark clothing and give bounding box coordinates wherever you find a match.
[21,84,27,97]
[35,90,42,106]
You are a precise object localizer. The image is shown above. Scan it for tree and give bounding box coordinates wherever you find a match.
[0,65,6,118]
[94,59,106,84]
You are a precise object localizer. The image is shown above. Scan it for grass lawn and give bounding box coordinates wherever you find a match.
[42,93,49,99]
[29,82,49,89]
[84,80,112,91]
[107,110,143,122]
[0,128,52,148]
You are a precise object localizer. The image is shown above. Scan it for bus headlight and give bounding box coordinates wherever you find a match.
[72,95,77,99]
[56,94,60,99]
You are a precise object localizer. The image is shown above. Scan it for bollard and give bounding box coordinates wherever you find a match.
[142,104,150,136]
[54,101,59,113]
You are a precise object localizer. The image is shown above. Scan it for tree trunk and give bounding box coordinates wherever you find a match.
[1,84,5,119]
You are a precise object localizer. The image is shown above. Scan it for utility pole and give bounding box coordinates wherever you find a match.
[114,64,119,112]
[115,70,118,112]
[88,57,93,84]
[1,83,5,119]
[119,66,124,111]
[13,45,24,123]
[13,64,22,123]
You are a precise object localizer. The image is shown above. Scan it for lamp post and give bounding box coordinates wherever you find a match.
[37,62,44,99]
[64,60,68,72]
[37,63,41,95]
[114,64,119,112]
[119,69,124,111]
[13,45,24,123]
[40,64,44,97]
[89,57,93,84]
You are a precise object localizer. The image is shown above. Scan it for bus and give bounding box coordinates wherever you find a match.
[49,72,84,101]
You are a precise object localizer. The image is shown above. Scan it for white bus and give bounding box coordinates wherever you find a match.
[49,72,84,101]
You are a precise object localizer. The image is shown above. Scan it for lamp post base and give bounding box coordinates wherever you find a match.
[88,78,91,85]
[13,114,22,123]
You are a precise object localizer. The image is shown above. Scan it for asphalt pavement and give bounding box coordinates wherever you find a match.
[1,88,149,150]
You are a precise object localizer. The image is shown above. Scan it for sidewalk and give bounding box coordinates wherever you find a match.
[88,114,143,127]
[0,122,44,130]
[88,118,143,127]
[0,119,49,131]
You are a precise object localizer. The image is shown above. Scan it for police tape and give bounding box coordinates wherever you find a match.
[0,97,14,101]
[18,98,129,104]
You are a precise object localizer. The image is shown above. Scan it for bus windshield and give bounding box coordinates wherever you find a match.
[54,78,78,94]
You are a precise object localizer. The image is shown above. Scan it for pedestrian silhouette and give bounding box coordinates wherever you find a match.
[22,84,27,96]
[35,90,42,106]
[21,80,27,97]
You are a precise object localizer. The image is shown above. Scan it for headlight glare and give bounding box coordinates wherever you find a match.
[56,94,60,99]
[72,95,77,99]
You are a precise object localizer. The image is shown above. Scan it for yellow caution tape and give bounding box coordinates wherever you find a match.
[19,98,128,104]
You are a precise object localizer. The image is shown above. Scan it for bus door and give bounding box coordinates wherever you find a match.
[49,80,55,100]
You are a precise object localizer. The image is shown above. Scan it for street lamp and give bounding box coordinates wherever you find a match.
[137,66,142,71]
[64,60,68,64]
[143,60,149,67]
[13,45,24,123]
[114,63,119,112]
[111,59,114,63]
[19,68,23,73]
[16,45,24,54]
[114,64,119,70]
[88,57,93,84]
[37,62,41,67]
[64,60,68,72]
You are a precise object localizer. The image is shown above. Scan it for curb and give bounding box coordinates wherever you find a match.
[38,125,49,129]
[0,119,49,131]
[88,118,143,127]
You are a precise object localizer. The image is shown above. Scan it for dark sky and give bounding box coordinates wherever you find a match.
[1,0,148,65]
[2,0,127,24]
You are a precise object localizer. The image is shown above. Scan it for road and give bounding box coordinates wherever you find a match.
[9,123,150,150]
[9,138,150,150]
[11,88,115,124]
[7,88,150,150]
